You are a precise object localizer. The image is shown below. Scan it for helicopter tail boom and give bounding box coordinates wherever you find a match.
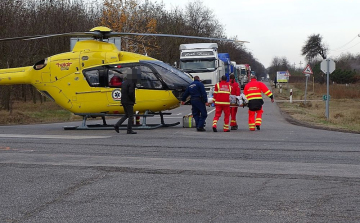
[0,66,32,85]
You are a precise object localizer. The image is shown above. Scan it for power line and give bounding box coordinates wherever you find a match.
[340,41,360,52]
[330,35,359,51]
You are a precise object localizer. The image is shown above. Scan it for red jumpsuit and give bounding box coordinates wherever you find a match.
[230,80,241,129]
[244,79,273,131]
[212,80,231,132]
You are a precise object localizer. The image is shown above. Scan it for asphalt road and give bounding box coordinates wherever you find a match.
[1,97,360,222]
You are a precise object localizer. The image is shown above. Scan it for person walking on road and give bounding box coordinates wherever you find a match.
[212,75,232,132]
[244,74,274,131]
[229,74,241,130]
[114,70,138,134]
[181,76,209,132]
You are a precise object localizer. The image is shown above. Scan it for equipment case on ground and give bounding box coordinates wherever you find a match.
[183,115,196,128]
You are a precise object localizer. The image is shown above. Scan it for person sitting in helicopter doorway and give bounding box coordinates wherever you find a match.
[114,69,138,134]
[181,76,209,132]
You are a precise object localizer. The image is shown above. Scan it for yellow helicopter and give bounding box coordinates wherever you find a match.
[0,26,236,130]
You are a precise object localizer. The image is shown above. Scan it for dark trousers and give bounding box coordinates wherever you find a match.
[115,103,134,131]
[191,98,207,129]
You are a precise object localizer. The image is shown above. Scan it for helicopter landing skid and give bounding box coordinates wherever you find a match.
[63,111,180,130]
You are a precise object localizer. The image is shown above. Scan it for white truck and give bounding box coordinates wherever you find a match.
[236,64,251,89]
[179,43,224,94]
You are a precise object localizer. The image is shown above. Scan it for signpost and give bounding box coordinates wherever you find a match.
[302,64,313,104]
[320,59,336,120]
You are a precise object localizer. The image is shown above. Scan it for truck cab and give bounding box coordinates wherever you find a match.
[179,43,225,94]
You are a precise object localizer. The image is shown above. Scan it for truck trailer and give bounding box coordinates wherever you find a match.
[218,53,231,82]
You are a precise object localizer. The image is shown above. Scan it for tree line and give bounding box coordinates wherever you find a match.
[267,34,360,84]
[0,0,265,111]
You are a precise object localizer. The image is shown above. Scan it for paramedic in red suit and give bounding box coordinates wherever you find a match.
[212,75,232,132]
[229,74,240,130]
[244,74,274,131]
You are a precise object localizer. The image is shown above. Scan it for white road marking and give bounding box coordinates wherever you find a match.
[207,108,216,114]
[0,134,110,139]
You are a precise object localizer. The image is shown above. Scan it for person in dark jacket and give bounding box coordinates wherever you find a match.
[114,70,137,134]
[181,76,209,131]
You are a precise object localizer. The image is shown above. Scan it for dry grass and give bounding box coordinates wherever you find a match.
[274,82,360,133]
[0,101,82,125]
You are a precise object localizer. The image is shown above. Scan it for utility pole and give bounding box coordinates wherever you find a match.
[293,62,296,70]
[299,61,303,68]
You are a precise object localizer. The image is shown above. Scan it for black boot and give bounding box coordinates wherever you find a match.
[256,125,260,130]
[127,130,137,134]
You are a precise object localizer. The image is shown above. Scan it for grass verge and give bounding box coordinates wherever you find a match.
[0,101,82,125]
[273,82,360,134]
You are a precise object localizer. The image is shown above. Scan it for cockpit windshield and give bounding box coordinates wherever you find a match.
[142,60,192,90]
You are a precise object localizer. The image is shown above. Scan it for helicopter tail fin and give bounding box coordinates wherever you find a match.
[0,66,32,85]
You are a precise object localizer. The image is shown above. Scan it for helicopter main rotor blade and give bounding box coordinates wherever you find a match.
[0,35,45,42]
[106,32,247,43]
[24,32,103,40]
[0,28,249,43]
[0,32,104,42]
[121,36,158,48]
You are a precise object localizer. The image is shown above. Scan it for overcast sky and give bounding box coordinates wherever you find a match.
[155,0,360,69]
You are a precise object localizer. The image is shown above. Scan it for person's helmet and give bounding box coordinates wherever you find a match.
[250,73,257,79]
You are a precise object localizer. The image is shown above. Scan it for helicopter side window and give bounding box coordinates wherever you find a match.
[84,70,100,86]
[136,65,162,89]
[33,58,47,70]
[108,70,124,88]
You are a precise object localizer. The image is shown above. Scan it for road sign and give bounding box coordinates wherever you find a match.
[302,64,313,75]
[322,95,331,101]
[320,59,336,74]
[276,71,289,83]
